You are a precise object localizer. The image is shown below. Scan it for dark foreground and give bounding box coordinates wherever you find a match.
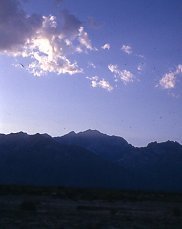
[0,185,182,228]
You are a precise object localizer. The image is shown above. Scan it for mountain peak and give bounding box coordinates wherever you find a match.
[41,133,52,139]
[8,131,28,138]
[65,131,77,136]
[9,131,27,135]
[147,141,158,147]
[78,129,104,136]
[147,140,180,148]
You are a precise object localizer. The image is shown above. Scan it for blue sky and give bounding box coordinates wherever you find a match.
[0,0,182,146]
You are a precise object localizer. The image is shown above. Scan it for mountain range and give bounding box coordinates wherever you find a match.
[0,130,182,192]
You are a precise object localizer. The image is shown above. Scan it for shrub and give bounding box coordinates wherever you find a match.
[20,200,37,211]
[172,207,181,217]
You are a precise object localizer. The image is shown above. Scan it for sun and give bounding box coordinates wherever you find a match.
[33,37,53,60]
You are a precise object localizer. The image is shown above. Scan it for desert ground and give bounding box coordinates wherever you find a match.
[0,186,182,228]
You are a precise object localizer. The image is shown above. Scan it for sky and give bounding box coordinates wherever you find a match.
[0,0,182,146]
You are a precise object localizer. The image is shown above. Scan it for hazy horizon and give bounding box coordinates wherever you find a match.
[1,128,181,148]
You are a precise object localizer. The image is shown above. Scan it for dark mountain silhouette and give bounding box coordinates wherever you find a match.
[0,132,128,188]
[55,130,182,191]
[55,129,134,162]
[0,130,182,191]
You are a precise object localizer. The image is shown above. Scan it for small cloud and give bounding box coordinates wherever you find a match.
[108,64,134,84]
[169,92,180,98]
[87,76,113,91]
[159,64,182,89]
[175,64,182,74]
[88,62,96,69]
[101,43,110,50]
[78,26,96,51]
[135,54,145,59]
[121,45,132,54]
[159,72,176,89]
[137,64,143,72]
[64,39,72,47]
[75,46,83,53]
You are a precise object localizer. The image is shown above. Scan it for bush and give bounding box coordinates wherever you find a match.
[172,207,181,217]
[20,200,37,211]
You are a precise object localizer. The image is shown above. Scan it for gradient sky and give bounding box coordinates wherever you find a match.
[0,0,182,146]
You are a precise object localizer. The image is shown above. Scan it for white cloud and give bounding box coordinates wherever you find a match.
[28,53,82,77]
[0,1,95,76]
[136,54,145,59]
[87,76,113,91]
[88,62,96,69]
[64,39,72,47]
[159,65,182,89]
[137,64,143,72]
[175,64,182,74]
[101,43,110,50]
[121,45,132,54]
[108,64,134,84]
[159,73,176,89]
[23,15,83,76]
[78,26,95,51]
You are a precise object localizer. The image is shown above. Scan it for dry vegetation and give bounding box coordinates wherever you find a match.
[0,185,182,228]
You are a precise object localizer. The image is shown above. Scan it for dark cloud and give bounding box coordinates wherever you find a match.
[0,0,42,52]
[87,17,102,29]
[61,10,82,37]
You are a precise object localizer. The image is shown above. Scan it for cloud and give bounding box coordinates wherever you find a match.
[101,43,110,50]
[78,26,95,51]
[61,10,82,37]
[175,64,182,74]
[0,0,42,52]
[22,15,83,76]
[159,65,182,89]
[87,76,113,91]
[121,45,132,54]
[0,0,95,76]
[88,62,96,69]
[137,64,143,72]
[108,64,134,84]
[87,17,102,29]
[159,73,176,89]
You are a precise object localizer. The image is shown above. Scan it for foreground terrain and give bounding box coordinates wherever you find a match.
[0,185,182,228]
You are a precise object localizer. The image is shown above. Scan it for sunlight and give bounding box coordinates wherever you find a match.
[33,37,53,60]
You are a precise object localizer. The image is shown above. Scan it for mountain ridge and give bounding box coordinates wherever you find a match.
[1,130,180,147]
[0,130,182,191]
